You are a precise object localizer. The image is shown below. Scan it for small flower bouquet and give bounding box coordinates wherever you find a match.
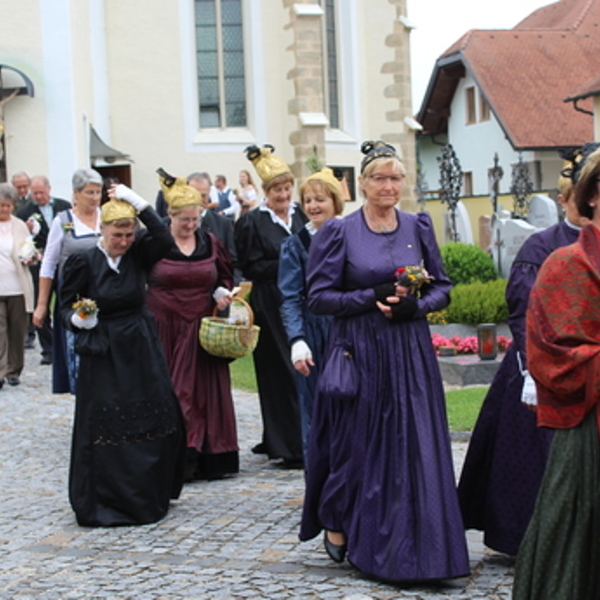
[72,297,99,319]
[395,265,434,295]
[62,221,75,232]
[18,237,43,265]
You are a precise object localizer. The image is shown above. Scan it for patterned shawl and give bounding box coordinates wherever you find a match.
[526,224,600,432]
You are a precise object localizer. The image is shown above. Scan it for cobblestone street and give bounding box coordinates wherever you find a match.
[0,350,514,599]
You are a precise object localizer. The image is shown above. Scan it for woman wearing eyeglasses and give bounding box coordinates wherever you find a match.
[299,141,468,582]
[146,173,239,482]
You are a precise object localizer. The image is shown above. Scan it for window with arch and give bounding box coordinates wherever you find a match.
[195,0,247,129]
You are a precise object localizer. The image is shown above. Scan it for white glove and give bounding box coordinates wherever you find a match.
[291,340,312,365]
[213,286,232,301]
[113,184,149,212]
[71,312,98,330]
[27,217,41,236]
[521,372,538,406]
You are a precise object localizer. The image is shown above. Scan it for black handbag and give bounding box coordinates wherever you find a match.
[74,328,109,356]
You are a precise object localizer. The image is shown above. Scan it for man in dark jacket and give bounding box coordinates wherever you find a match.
[16,175,71,364]
[188,172,242,285]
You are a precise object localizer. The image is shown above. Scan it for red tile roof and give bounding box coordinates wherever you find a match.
[417,0,600,149]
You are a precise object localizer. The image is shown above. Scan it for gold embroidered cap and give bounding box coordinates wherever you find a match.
[244,144,291,183]
[156,167,201,209]
[305,167,342,197]
[101,199,137,223]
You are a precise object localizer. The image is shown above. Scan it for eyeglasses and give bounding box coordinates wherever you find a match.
[174,216,200,225]
[366,175,404,186]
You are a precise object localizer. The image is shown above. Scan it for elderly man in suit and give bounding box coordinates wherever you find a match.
[16,175,71,364]
[11,171,32,213]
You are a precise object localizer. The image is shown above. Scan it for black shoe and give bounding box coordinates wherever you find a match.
[0,379,4,390]
[24,339,35,349]
[281,457,304,469]
[324,531,346,563]
[40,357,52,365]
[251,442,267,455]
[6,377,20,386]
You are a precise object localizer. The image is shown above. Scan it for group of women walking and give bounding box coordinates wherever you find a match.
[5,137,598,596]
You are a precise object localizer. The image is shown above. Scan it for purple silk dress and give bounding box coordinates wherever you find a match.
[458,220,580,555]
[300,209,469,582]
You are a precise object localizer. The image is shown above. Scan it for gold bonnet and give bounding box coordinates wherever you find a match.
[245,144,291,183]
[101,199,137,223]
[305,167,342,197]
[157,167,201,209]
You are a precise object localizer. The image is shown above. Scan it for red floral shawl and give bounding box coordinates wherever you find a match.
[526,224,600,432]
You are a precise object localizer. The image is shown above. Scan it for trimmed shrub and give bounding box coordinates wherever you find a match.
[440,242,498,285]
[445,279,508,325]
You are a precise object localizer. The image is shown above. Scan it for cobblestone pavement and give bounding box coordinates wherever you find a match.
[0,349,514,599]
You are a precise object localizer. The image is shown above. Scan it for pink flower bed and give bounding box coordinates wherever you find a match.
[431,333,512,355]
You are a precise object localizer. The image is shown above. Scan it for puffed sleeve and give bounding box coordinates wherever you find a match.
[278,235,307,343]
[212,233,234,291]
[307,219,376,317]
[60,253,90,332]
[414,212,453,316]
[234,212,278,282]
[134,207,175,270]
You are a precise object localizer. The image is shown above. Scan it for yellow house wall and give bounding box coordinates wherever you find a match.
[424,194,516,249]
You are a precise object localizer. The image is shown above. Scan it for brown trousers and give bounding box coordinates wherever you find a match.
[0,295,28,379]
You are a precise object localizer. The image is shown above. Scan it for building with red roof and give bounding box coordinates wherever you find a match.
[416,0,600,198]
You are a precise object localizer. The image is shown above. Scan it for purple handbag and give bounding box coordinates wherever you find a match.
[319,344,358,401]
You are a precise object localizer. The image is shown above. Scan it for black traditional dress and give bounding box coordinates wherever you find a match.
[234,203,308,463]
[60,208,185,527]
[147,228,239,480]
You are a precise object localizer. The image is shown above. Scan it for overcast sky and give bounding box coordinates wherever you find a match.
[407,0,553,110]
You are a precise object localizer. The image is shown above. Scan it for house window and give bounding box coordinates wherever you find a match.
[322,0,340,129]
[465,87,476,124]
[463,171,473,196]
[195,0,247,128]
[480,92,491,121]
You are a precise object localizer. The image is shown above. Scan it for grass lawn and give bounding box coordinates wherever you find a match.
[230,354,257,393]
[445,386,488,431]
[230,354,488,431]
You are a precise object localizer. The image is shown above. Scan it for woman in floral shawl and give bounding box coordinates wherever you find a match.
[513,144,600,599]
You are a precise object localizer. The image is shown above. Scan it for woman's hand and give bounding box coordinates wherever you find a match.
[32,305,48,328]
[213,286,234,311]
[291,340,313,376]
[395,284,409,298]
[377,295,418,322]
[109,184,149,211]
[216,294,233,311]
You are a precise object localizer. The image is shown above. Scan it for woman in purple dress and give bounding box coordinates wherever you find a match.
[299,141,469,582]
[457,166,583,556]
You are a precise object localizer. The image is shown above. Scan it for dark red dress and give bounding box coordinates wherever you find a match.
[147,230,238,480]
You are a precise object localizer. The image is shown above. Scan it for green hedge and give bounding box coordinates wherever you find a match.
[440,242,498,285]
[445,279,508,325]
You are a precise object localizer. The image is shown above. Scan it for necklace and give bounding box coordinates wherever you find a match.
[176,238,195,254]
[363,207,397,232]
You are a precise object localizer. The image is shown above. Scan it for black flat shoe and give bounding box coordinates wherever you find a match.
[324,531,346,563]
[7,376,20,386]
[251,442,267,455]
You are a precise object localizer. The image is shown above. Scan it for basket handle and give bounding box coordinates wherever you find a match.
[212,295,255,327]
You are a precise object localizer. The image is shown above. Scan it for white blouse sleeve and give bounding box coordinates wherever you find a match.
[40,217,65,279]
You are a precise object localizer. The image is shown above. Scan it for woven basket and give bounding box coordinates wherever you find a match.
[199,297,260,359]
